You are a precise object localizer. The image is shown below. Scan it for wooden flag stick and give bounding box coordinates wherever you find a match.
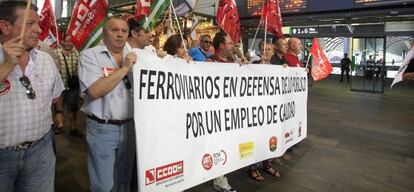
[169,0,187,53]
[305,52,312,69]
[263,14,268,64]
[19,0,32,45]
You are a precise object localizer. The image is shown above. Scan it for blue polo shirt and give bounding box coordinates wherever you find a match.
[189,47,212,61]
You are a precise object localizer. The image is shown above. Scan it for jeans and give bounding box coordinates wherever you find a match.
[86,118,136,192]
[340,69,350,82]
[0,129,55,192]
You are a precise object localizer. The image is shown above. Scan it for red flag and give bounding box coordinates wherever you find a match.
[216,0,241,43]
[66,0,108,51]
[261,0,283,38]
[39,0,59,48]
[310,38,333,81]
[135,0,152,20]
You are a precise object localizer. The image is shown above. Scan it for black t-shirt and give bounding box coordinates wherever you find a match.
[340,58,351,69]
[270,54,286,65]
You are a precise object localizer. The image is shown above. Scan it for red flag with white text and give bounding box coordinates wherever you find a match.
[310,38,333,81]
[216,0,241,43]
[135,0,152,20]
[39,0,59,48]
[261,0,283,38]
[66,0,108,51]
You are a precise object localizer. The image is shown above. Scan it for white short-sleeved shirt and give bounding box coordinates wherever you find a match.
[78,44,134,120]
[0,47,64,148]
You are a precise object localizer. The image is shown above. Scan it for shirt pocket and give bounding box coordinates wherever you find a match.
[32,74,55,105]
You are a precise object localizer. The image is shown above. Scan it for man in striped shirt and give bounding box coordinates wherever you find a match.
[55,34,83,137]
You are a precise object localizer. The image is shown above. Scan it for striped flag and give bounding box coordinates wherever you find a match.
[135,0,151,20]
[66,0,108,51]
[140,0,169,31]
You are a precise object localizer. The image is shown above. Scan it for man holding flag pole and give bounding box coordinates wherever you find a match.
[0,1,65,191]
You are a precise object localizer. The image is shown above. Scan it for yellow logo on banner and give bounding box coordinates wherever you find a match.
[239,142,254,159]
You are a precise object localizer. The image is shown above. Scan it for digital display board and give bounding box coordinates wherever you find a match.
[246,0,262,16]
[279,0,307,13]
[243,0,413,17]
[354,0,414,8]
[246,0,308,16]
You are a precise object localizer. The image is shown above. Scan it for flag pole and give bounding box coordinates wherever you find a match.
[54,8,60,47]
[19,0,32,45]
[248,19,263,51]
[305,51,312,69]
[170,0,188,53]
[263,10,268,64]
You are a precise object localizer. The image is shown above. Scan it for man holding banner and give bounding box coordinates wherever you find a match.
[206,31,237,192]
[78,16,137,192]
[0,1,65,191]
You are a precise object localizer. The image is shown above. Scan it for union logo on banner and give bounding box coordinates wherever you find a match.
[201,150,227,171]
[202,154,213,170]
[144,161,184,186]
[66,0,108,51]
[269,136,277,152]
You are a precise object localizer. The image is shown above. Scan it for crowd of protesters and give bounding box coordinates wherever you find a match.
[0,1,311,192]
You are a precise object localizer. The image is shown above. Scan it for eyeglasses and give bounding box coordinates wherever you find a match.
[202,40,212,44]
[123,76,132,90]
[19,75,36,99]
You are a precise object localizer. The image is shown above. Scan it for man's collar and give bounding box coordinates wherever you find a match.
[199,47,209,53]
[98,43,130,56]
[30,48,38,60]
[97,44,110,53]
[214,53,229,62]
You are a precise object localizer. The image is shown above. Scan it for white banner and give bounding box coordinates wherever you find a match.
[133,50,308,192]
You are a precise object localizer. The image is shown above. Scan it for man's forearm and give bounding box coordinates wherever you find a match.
[402,72,414,81]
[87,66,130,99]
[54,95,64,111]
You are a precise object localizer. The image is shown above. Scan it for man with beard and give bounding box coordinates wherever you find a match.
[206,31,236,192]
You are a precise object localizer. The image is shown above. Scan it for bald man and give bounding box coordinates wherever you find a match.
[78,16,137,192]
[285,37,304,67]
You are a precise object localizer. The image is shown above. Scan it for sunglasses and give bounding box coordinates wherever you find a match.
[123,76,132,90]
[202,40,212,44]
[19,75,36,99]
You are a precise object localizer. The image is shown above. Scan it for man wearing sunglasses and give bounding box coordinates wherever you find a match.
[0,1,65,192]
[189,34,213,61]
[78,16,137,192]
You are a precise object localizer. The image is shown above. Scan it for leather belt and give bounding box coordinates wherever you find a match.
[87,115,132,125]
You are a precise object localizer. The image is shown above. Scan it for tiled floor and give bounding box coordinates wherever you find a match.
[55,76,414,192]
